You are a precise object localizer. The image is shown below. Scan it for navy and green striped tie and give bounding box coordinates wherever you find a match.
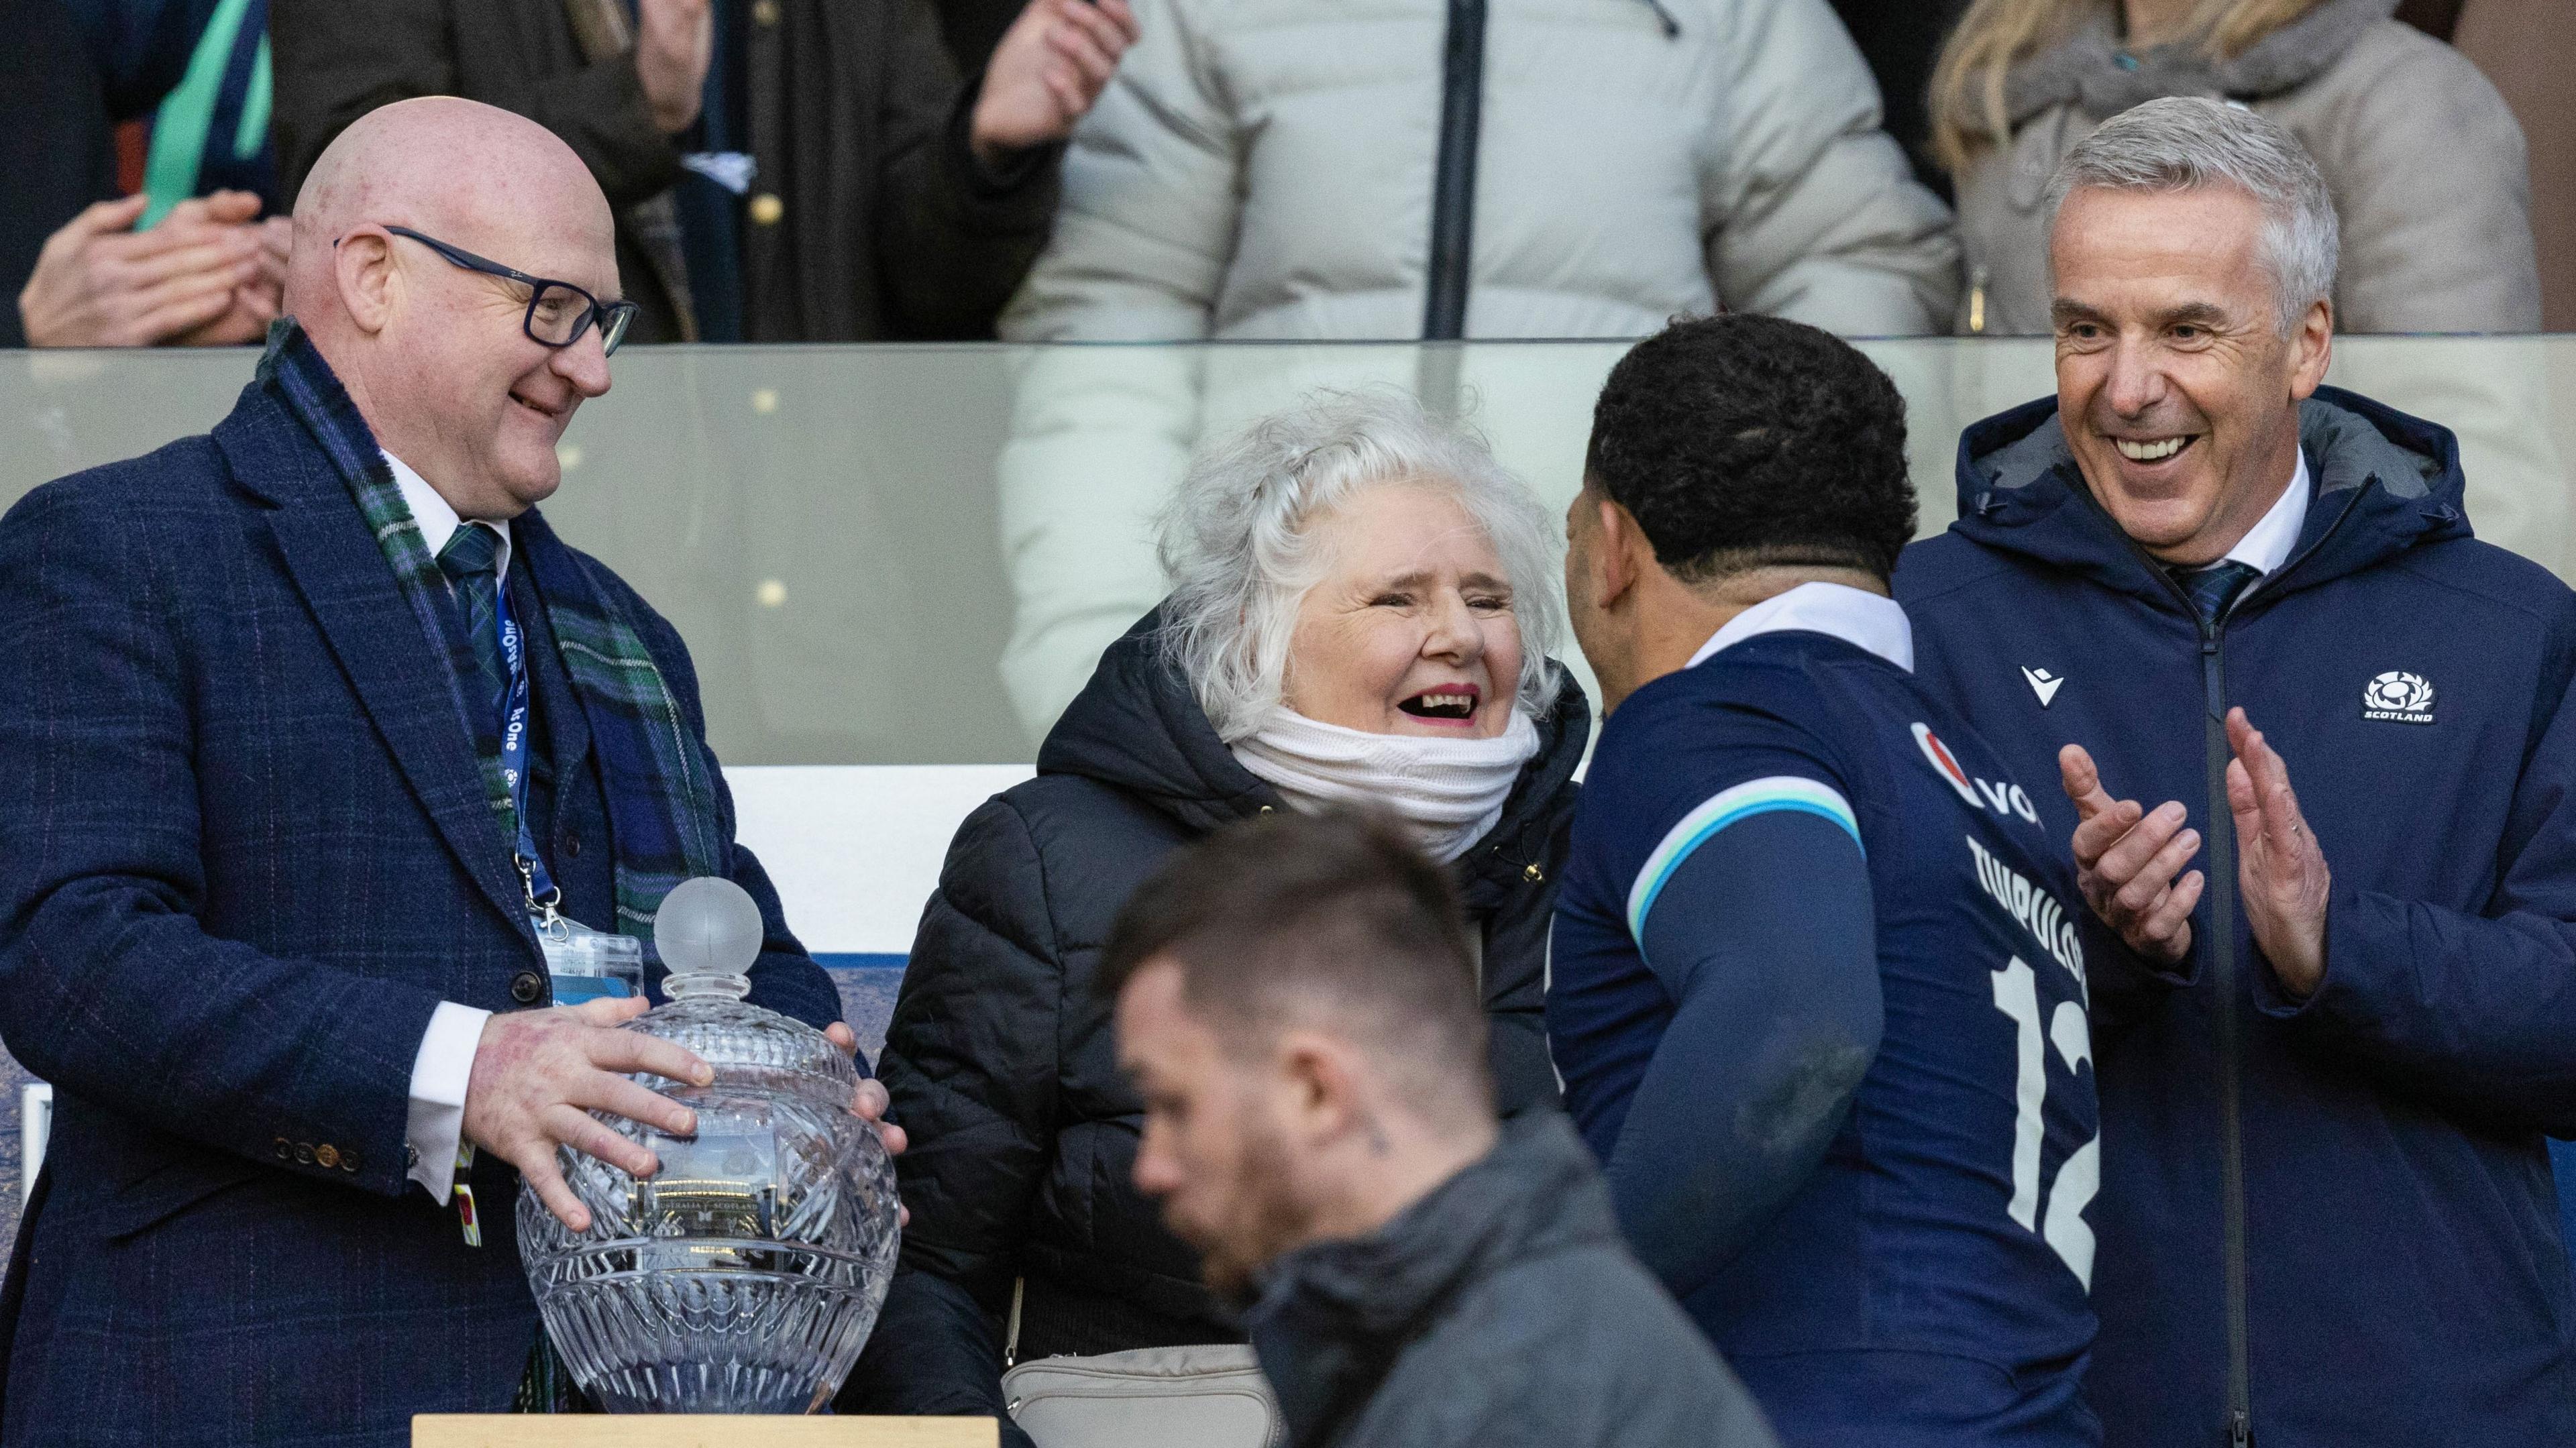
[435,522,508,724]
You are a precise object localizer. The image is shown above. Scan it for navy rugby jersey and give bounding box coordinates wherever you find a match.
[1548,585,2100,1447]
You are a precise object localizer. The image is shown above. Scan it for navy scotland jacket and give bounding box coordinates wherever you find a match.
[1894,387,2576,1447]
[0,365,840,1444]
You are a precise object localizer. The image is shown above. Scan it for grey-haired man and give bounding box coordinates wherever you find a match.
[1898,96,2576,1447]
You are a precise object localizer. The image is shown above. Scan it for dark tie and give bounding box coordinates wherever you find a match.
[2178,559,2262,627]
[435,522,508,725]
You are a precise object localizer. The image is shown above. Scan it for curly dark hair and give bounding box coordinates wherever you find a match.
[1584,314,1917,583]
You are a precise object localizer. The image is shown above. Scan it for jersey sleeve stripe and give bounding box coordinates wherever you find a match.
[1624,776,1862,944]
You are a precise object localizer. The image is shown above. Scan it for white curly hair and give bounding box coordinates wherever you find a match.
[1156,388,1565,743]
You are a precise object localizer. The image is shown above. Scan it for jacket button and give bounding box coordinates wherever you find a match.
[752,0,777,22]
[1523,862,1544,883]
[559,832,582,859]
[511,970,547,1005]
[1258,805,1273,814]
[315,1144,339,1170]
[294,1142,315,1166]
[749,193,784,227]
[272,1137,292,1162]
[340,1148,362,1174]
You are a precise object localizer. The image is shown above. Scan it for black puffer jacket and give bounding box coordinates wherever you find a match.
[838,610,1586,1435]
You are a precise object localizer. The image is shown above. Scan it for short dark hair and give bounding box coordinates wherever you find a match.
[1584,313,1917,583]
[1099,810,1491,1103]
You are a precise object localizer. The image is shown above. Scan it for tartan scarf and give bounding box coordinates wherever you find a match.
[256,320,725,938]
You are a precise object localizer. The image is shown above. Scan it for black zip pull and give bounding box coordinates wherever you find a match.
[2231,1408,2252,1447]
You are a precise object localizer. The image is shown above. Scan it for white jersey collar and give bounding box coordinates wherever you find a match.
[1686,581,1914,673]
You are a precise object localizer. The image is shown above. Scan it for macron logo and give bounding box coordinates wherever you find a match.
[2021,666,2065,708]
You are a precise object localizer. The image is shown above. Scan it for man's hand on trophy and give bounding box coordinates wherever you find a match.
[464,995,713,1231]
[825,1021,911,1227]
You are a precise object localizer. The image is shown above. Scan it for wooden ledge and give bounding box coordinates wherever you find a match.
[413,1415,998,1447]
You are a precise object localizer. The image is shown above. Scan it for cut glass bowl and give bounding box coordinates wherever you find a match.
[516,878,901,1413]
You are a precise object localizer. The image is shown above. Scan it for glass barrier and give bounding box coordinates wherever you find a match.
[9,337,2570,765]
[0,336,2569,1233]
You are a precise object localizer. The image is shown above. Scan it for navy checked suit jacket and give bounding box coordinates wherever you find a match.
[0,370,843,1445]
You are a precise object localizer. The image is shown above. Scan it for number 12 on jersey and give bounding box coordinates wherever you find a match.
[1992,957,2101,1289]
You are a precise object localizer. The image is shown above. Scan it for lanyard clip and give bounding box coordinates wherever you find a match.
[517,854,566,936]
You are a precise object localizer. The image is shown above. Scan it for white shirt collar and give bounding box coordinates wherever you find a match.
[1686,581,1915,673]
[383,451,511,577]
[2223,448,2310,577]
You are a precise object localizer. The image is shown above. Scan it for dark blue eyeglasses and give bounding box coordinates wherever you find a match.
[373,225,639,356]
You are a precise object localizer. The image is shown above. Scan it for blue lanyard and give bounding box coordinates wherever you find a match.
[484,560,559,911]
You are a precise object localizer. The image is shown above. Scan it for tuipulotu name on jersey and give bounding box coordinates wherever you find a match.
[1966,834,2086,995]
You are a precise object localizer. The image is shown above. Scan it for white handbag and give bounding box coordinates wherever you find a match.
[997,1280,1287,1448]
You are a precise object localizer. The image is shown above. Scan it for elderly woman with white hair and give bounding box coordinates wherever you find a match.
[836,391,1587,1439]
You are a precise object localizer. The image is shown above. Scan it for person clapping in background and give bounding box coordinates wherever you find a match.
[5,0,289,347]
[271,0,1136,343]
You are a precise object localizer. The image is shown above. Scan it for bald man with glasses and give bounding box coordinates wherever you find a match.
[0,96,898,1441]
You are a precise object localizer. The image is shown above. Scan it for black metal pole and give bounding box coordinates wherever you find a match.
[1422,0,1485,342]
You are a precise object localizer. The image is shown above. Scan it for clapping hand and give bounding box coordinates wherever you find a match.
[2223,708,2332,997]
[172,202,291,346]
[2061,742,2204,963]
[970,0,1141,170]
[19,190,280,349]
[635,0,714,135]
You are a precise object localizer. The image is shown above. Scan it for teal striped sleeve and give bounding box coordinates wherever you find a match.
[1624,775,1862,944]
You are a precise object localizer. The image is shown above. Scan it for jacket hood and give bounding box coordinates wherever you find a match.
[2004,0,2394,127]
[1937,385,2469,612]
[1246,1113,1617,1447]
[1038,606,1591,867]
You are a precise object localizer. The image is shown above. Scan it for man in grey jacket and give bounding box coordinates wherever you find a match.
[1098,810,1776,1448]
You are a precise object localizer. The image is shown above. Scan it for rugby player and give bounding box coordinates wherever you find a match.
[1548,314,2104,1447]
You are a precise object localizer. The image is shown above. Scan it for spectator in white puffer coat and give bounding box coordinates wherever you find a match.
[987,0,1960,739]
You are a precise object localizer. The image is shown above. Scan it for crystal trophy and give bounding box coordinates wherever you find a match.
[516,877,901,1413]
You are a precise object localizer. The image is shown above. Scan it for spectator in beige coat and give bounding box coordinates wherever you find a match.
[2448,0,2576,329]
[1933,0,2540,336]
[985,0,1961,738]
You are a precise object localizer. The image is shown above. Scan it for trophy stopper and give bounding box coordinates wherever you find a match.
[654,876,763,1001]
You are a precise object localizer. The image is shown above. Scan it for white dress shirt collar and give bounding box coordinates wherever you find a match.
[384,450,511,577]
[381,446,512,1207]
[2223,448,2310,578]
[1686,580,1915,673]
